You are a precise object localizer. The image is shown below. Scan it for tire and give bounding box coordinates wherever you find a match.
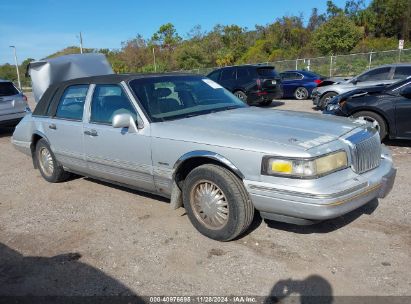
[183,164,254,241]
[294,87,309,100]
[259,100,272,106]
[233,91,248,103]
[35,138,70,183]
[319,92,338,109]
[352,111,387,140]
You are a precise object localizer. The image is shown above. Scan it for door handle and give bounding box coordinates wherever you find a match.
[49,123,57,130]
[84,129,98,136]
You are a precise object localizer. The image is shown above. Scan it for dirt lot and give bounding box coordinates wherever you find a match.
[0,93,410,299]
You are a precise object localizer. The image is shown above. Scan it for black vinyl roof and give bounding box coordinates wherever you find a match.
[55,72,197,86]
[32,72,199,117]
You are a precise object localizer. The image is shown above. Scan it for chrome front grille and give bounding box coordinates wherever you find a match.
[346,129,381,174]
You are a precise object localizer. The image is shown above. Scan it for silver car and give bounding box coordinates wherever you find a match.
[0,79,30,127]
[12,74,396,241]
[312,64,411,109]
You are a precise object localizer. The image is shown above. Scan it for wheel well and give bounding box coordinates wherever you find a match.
[320,91,338,98]
[30,134,43,168]
[174,157,243,188]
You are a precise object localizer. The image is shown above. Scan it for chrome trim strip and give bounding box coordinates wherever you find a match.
[247,182,368,199]
[173,150,244,179]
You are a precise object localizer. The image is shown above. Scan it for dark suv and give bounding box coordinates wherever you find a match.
[207,65,283,106]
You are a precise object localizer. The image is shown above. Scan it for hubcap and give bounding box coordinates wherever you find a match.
[356,116,381,132]
[296,88,307,99]
[235,92,245,100]
[38,147,54,177]
[190,180,229,230]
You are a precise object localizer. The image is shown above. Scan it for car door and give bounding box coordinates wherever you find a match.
[41,84,89,172]
[83,83,154,191]
[393,81,411,138]
[281,72,303,97]
[218,68,237,91]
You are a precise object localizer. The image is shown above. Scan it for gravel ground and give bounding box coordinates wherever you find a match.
[0,94,410,299]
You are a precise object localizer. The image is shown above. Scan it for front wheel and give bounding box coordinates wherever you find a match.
[319,92,338,109]
[352,111,387,140]
[294,87,309,100]
[183,164,254,241]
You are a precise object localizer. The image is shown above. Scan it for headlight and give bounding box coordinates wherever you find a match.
[262,151,348,178]
[327,103,339,111]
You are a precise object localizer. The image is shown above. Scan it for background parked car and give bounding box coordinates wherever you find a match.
[207,65,282,106]
[279,70,324,100]
[0,79,29,127]
[312,63,411,109]
[323,78,411,140]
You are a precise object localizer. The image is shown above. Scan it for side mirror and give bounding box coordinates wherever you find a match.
[112,113,140,133]
[351,78,358,85]
[400,86,411,99]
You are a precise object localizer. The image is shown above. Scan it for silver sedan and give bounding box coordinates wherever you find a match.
[12,74,396,241]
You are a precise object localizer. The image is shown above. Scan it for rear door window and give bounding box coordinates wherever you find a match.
[220,69,236,81]
[207,70,221,82]
[236,68,250,79]
[55,85,89,120]
[393,66,411,80]
[357,67,391,82]
[0,82,19,96]
[257,67,278,77]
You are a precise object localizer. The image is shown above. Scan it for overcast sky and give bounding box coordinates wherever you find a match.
[0,0,370,64]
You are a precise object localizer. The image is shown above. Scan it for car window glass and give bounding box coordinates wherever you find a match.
[220,69,236,81]
[208,70,220,81]
[357,67,391,82]
[90,84,137,125]
[257,68,278,77]
[393,67,411,80]
[129,76,246,122]
[0,82,19,96]
[55,85,89,120]
[236,68,249,79]
[293,73,304,80]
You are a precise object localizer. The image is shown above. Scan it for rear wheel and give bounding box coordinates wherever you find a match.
[234,91,248,103]
[319,92,338,109]
[35,139,70,183]
[352,111,387,140]
[183,164,254,241]
[294,87,309,100]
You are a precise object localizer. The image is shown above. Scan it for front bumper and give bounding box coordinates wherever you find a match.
[248,87,283,103]
[311,90,320,106]
[244,150,396,224]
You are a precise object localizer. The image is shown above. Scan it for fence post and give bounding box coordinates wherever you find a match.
[329,55,333,77]
[368,51,373,69]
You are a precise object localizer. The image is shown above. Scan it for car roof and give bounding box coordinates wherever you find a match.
[55,72,198,86]
[0,79,12,83]
[212,64,275,70]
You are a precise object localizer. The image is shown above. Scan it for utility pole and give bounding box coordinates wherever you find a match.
[79,32,83,54]
[153,47,157,72]
[9,46,21,90]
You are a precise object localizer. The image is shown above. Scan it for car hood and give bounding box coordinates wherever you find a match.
[151,107,362,154]
[327,85,387,105]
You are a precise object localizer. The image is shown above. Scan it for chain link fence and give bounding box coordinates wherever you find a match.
[180,48,411,77]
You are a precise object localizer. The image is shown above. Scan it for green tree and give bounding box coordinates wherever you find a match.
[312,15,363,54]
[151,23,182,48]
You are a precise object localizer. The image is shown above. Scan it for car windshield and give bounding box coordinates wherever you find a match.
[129,76,247,122]
[0,82,19,97]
